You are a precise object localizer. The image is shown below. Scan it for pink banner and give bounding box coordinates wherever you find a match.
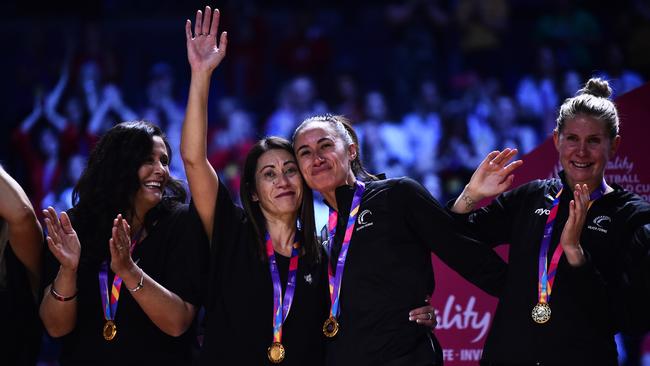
[431,82,650,365]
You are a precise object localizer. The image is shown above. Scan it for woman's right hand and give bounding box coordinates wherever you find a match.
[185,6,228,73]
[453,148,522,213]
[43,207,80,272]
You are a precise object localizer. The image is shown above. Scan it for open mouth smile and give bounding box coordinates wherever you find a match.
[143,181,164,191]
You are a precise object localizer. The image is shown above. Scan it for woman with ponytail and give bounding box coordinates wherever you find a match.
[450,78,650,365]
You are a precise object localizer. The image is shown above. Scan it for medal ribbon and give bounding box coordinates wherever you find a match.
[538,180,607,304]
[99,229,143,323]
[327,181,365,320]
[266,232,300,344]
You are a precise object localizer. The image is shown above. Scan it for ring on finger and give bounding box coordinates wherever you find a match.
[427,312,432,320]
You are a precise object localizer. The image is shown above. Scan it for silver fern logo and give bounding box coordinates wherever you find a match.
[588,215,610,233]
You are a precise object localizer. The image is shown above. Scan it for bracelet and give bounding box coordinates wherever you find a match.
[50,284,77,302]
[127,274,144,293]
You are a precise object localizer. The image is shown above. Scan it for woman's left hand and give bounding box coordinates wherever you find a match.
[109,214,138,277]
[185,6,228,73]
[560,184,590,266]
[409,296,437,328]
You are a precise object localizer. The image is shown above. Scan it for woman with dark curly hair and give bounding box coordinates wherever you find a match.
[39,121,208,365]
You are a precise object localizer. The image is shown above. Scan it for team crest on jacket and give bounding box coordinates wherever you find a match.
[587,215,610,233]
[356,209,374,231]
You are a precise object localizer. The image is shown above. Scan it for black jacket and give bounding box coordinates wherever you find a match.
[449,172,650,366]
[325,177,507,366]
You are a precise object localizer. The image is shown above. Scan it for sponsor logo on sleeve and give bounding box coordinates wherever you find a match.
[534,208,551,216]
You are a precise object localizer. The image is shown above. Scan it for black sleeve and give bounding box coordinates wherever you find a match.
[445,183,532,248]
[161,203,209,306]
[204,180,247,309]
[210,180,246,253]
[619,222,650,333]
[396,177,507,297]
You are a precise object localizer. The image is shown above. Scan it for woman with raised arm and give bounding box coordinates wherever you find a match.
[292,114,507,366]
[182,7,329,365]
[449,78,650,365]
[39,121,207,366]
[181,7,438,365]
[0,164,43,365]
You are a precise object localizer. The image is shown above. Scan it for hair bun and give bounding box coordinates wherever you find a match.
[578,77,612,98]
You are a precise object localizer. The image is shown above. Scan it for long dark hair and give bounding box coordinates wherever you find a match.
[240,137,319,264]
[70,121,186,262]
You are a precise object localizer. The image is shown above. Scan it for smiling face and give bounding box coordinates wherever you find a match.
[252,149,303,220]
[293,121,357,197]
[133,135,170,217]
[553,114,620,190]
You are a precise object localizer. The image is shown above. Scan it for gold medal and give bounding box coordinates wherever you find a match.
[323,316,339,338]
[267,342,285,363]
[103,320,117,341]
[531,302,551,324]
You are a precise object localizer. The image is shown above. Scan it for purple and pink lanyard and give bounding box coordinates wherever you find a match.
[537,180,607,305]
[99,229,143,326]
[266,232,300,345]
[327,181,365,322]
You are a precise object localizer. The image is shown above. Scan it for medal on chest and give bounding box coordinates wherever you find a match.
[324,181,365,337]
[533,181,606,324]
[265,233,300,363]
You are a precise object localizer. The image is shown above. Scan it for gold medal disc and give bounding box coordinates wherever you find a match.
[323,316,340,338]
[103,320,117,341]
[531,302,551,324]
[267,342,285,363]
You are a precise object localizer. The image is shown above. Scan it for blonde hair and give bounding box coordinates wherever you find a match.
[555,77,619,139]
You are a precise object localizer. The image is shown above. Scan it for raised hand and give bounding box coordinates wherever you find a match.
[43,207,80,271]
[109,214,138,277]
[185,6,228,73]
[468,148,522,199]
[560,184,590,266]
[452,148,523,213]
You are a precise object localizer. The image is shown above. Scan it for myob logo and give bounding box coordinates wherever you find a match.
[534,208,551,216]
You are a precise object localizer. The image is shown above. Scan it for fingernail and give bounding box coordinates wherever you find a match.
[409,316,414,321]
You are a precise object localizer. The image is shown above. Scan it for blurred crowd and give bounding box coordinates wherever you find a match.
[2,0,648,210]
[1,0,649,365]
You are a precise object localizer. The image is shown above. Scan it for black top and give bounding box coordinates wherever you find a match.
[0,244,42,366]
[449,172,650,366]
[44,203,208,366]
[325,177,507,366]
[199,181,329,366]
